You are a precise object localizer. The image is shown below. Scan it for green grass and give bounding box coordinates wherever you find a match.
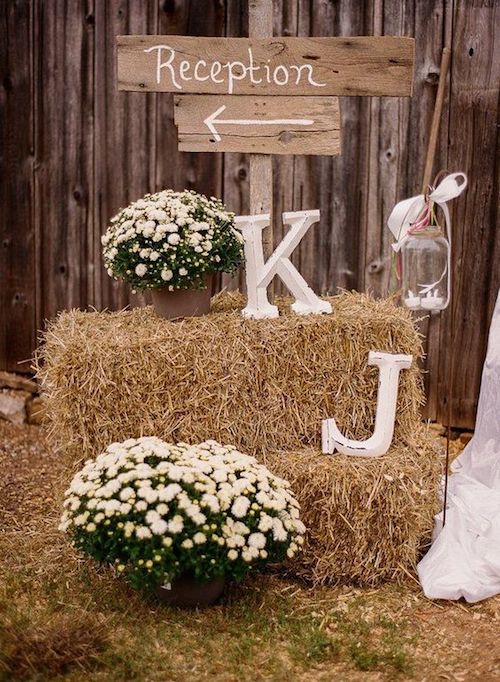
[0,556,415,681]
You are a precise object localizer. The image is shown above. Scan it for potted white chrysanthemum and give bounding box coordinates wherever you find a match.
[101,190,244,319]
[60,437,305,607]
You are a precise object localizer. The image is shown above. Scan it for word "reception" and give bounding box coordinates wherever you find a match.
[144,45,327,95]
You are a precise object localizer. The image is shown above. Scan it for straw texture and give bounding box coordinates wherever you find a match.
[38,291,441,584]
[265,435,440,585]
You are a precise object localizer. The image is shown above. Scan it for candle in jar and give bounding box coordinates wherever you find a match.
[420,291,444,310]
[404,290,421,309]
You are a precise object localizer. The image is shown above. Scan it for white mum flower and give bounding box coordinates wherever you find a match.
[181,539,193,549]
[74,513,89,526]
[257,514,273,532]
[231,496,250,519]
[151,519,168,535]
[193,532,206,544]
[178,267,188,276]
[167,466,183,482]
[233,522,250,536]
[145,510,160,525]
[168,233,180,245]
[201,494,220,513]
[119,487,135,501]
[168,516,184,534]
[247,532,266,549]
[272,518,287,542]
[136,526,152,539]
[294,520,306,535]
[135,263,147,277]
[150,209,167,221]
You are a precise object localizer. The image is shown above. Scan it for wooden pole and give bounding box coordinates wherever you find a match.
[421,47,451,194]
[248,0,274,267]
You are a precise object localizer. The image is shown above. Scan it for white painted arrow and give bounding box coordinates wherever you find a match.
[204,105,314,142]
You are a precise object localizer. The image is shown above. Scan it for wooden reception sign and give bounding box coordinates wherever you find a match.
[117,36,415,97]
[173,95,341,155]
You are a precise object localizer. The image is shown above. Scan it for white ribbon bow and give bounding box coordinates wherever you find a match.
[388,172,468,253]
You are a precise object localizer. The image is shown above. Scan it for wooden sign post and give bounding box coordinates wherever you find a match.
[249,0,274,266]
[116,4,415,308]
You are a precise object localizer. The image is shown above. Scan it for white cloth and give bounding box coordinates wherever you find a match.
[417,289,500,602]
[387,172,467,252]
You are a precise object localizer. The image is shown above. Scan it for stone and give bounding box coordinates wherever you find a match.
[0,389,29,425]
[26,396,46,425]
[0,371,38,394]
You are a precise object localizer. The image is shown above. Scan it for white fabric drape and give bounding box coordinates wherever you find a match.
[418,289,500,602]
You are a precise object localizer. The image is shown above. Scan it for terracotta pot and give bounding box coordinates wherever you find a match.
[151,277,212,320]
[156,575,225,608]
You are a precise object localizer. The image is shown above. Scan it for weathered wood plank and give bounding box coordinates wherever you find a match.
[155,0,225,299]
[0,0,35,372]
[248,0,274,273]
[117,35,415,96]
[412,1,452,422]
[174,95,341,155]
[93,0,158,310]
[221,0,249,293]
[272,0,299,293]
[436,0,500,429]
[33,0,94,322]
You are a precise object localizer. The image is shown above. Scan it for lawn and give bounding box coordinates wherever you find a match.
[1,422,498,681]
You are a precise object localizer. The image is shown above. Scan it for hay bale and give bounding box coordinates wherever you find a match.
[38,292,425,463]
[38,292,441,585]
[264,435,441,585]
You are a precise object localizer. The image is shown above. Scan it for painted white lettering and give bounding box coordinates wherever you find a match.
[145,45,328,94]
[235,210,332,320]
[291,64,326,88]
[193,59,210,81]
[226,60,247,94]
[246,48,263,84]
[144,45,181,90]
[210,61,224,83]
[322,352,413,457]
[273,65,289,85]
[179,60,192,81]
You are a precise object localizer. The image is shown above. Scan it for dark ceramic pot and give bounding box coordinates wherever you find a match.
[156,575,225,608]
[151,276,212,320]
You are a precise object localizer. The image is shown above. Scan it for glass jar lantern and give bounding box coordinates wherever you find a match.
[401,228,450,312]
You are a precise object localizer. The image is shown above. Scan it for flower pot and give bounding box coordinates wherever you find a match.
[151,278,212,320]
[156,575,225,608]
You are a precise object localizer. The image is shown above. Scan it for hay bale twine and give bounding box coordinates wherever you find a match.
[38,292,441,584]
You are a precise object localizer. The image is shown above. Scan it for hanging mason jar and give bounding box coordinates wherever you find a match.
[401,227,450,312]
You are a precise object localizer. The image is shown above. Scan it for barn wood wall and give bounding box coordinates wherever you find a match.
[1,0,498,428]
